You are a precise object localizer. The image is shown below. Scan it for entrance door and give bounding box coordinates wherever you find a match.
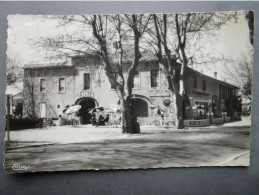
[78,98,96,124]
[131,98,148,117]
[40,103,46,118]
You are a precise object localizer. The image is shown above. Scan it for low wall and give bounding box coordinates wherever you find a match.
[184,119,210,127]
[138,117,175,126]
[212,117,224,124]
[139,117,228,127]
[224,117,231,122]
[137,117,160,126]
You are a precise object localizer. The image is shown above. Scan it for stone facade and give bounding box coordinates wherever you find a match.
[23,56,239,125]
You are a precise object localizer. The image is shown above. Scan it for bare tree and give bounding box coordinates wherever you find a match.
[6,57,23,86]
[148,12,237,128]
[224,52,253,101]
[34,14,150,133]
[224,11,253,101]
[23,68,37,117]
[89,14,150,133]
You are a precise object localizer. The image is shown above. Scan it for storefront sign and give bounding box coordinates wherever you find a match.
[184,119,210,127]
[163,99,171,106]
[78,90,93,98]
[149,89,170,97]
[190,120,201,125]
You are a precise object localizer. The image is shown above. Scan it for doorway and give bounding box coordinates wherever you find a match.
[77,98,96,124]
[131,98,148,117]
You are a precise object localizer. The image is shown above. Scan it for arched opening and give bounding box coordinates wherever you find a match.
[131,98,149,117]
[75,98,97,124]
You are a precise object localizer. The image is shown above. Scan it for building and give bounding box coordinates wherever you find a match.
[23,55,240,126]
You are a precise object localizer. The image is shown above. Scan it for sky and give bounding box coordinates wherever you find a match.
[6,11,253,94]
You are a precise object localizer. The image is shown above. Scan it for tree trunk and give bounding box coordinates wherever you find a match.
[120,96,133,134]
[175,92,184,128]
[167,85,184,129]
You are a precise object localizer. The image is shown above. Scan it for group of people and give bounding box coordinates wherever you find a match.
[90,114,110,126]
[90,113,140,133]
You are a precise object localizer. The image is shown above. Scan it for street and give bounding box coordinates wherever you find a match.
[4,121,251,173]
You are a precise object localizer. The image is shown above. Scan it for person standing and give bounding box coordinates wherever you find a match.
[132,116,140,134]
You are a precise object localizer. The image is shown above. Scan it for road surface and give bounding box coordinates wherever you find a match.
[4,124,250,172]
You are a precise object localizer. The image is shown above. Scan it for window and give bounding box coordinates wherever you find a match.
[193,76,197,89]
[202,79,206,91]
[40,78,46,93]
[56,104,61,109]
[132,71,140,89]
[111,72,118,89]
[84,73,90,90]
[219,84,228,100]
[151,70,159,88]
[59,77,65,93]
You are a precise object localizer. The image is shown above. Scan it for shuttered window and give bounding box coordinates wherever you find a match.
[133,71,140,89]
[59,77,65,93]
[151,70,159,88]
[40,78,46,93]
[203,79,206,91]
[84,73,90,90]
[193,76,197,89]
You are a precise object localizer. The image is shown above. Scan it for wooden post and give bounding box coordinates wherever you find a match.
[6,94,10,145]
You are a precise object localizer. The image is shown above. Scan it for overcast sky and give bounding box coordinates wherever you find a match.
[6,11,252,87]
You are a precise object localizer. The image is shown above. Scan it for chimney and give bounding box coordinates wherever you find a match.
[214,72,217,79]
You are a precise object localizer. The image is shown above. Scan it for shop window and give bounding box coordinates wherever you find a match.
[59,77,65,93]
[84,73,90,90]
[133,71,140,89]
[189,101,209,120]
[151,69,159,88]
[40,78,46,93]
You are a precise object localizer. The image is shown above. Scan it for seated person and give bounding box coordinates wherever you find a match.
[98,114,105,126]
[104,114,110,124]
[90,114,97,126]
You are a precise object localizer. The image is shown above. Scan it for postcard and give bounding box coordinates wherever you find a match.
[4,10,253,173]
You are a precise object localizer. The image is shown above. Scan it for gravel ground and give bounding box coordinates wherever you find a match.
[4,119,251,172]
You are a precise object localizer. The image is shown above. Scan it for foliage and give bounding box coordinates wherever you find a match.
[6,57,23,86]
[8,117,42,130]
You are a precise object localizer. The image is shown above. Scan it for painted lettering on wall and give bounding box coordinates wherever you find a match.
[189,121,201,126]
[149,89,170,97]
[78,90,93,98]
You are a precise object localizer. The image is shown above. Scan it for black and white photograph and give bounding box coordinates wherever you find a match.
[4,10,253,173]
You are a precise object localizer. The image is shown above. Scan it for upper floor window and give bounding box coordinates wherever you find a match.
[84,73,90,90]
[40,78,46,93]
[111,72,118,89]
[202,79,206,91]
[59,77,65,93]
[151,69,159,88]
[193,76,197,89]
[132,71,140,89]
